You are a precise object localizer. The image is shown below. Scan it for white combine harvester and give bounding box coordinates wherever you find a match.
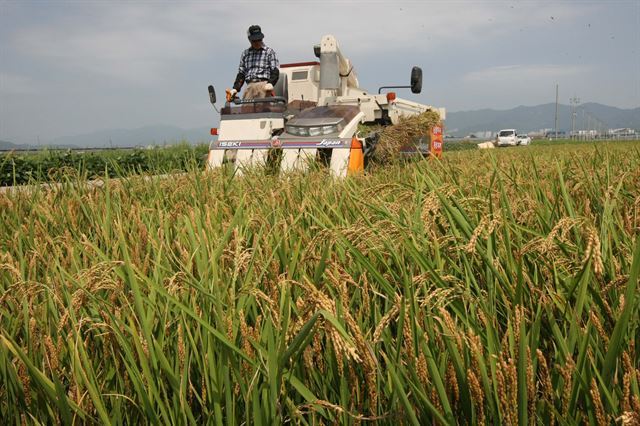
[207,35,446,177]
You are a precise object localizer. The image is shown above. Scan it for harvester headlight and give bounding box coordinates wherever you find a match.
[286,121,344,137]
[308,126,322,136]
[320,122,344,135]
[322,125,336,135]
[285,125,307,136]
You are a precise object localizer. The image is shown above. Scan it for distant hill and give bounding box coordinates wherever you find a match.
[1,139,79,151]
[48,125,210,149]
[0,140,21,150]
[446,103,640,136]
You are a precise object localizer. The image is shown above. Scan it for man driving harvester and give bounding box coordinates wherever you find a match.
[229,25,280,100]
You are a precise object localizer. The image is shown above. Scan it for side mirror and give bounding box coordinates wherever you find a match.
[208,85,216,104]
[378,67,423,95]
[410,66,422,94]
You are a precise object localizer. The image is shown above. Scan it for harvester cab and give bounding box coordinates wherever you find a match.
[207,34,445,177]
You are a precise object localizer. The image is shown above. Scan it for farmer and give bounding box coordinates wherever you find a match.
[229,25,280,100]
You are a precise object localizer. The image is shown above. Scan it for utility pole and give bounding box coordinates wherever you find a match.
[554,84,559,140]
[570,96,580,140]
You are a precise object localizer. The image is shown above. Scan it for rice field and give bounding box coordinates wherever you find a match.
[0,140,639,424]
[0,144,208,186]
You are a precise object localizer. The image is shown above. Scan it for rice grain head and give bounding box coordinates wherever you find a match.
[468,369,485,425]
[590,378,608,426]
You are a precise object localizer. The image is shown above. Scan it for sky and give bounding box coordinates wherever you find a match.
[1,0,639,144]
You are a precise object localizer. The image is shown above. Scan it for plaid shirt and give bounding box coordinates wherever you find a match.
[238,45,279,82]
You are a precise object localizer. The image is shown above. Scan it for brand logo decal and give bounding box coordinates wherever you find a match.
[318,139,343,146]
[220,141,241,147]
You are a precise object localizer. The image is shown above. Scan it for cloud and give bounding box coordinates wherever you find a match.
[0,73,37,94]
[464,64,589,82]
[8,3,235,85]
[7,1,595,85]
[445,64,593,110]
[205,1,595,60]
[2,1,634,142]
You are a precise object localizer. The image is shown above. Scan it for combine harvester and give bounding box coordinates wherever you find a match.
[207,35,446,177]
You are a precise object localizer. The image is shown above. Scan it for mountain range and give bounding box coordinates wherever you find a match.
[446,102,640,137]
[1,103,638,150]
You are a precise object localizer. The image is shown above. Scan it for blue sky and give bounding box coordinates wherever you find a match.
[1,0,638,144]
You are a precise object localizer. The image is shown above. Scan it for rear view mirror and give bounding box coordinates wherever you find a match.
[410,67,422,94]
[208,85,216,104]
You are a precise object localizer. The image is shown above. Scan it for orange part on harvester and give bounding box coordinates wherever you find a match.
[347,137,364,175]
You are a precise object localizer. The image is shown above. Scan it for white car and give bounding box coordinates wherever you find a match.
[517,134,532,145]
[497,129,518,146]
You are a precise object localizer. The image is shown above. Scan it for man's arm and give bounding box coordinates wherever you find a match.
[268,68,279,86]
[267,49,280,86]
[233,72,245,91]
[233,50,247,91]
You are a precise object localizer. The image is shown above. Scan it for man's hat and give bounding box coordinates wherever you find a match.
[247,25,264,41]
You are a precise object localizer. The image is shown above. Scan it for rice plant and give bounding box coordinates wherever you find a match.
[0,141,639,424]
